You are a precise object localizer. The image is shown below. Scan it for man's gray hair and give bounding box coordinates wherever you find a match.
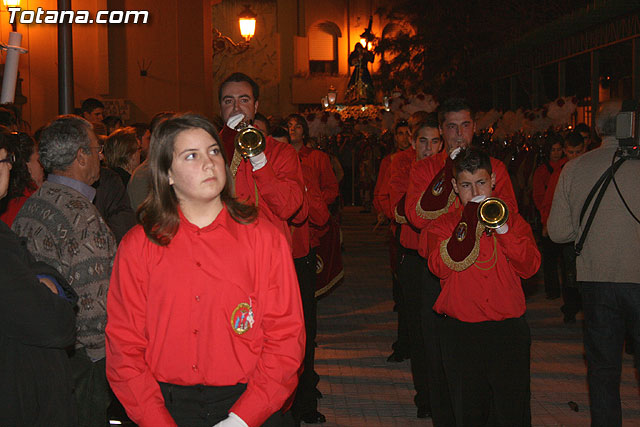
[39,115,94,173]
[595,100,622,137]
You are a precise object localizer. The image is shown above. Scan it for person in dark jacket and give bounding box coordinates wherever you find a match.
[0,129,79,426]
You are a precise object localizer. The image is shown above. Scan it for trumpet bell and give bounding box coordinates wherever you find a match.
[235,127,265,159]
[477,197,509,229]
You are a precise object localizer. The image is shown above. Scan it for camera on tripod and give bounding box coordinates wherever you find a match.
[616,100,640,159]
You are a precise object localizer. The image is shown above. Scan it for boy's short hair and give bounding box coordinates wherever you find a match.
[394,119,409,134]
[80,98,104,114]
[452,147,492,178]
[218,72,260,102]
[564,131,584,148]
[438,97,474,126]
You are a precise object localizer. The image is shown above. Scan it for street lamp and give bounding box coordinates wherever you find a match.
[238,5,257,42]
[3,0,20,31]
[327,85,337,105]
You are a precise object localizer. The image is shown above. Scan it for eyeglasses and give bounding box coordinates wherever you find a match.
[0,153,15,165]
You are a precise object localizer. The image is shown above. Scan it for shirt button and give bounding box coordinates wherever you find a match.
[193,329,199,335]
[195,295,200,302]
[192,364,198,372]
[196,261,201,267]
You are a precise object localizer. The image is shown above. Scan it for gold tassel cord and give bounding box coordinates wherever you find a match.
[474,235,498,271]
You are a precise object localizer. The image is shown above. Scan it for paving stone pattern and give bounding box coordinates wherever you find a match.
[313,207,640,427]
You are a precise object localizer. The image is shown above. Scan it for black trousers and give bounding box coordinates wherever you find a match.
[421,268,456,427]
[541,236,562,297]
[581,282,640,427]
[398,247,429,410]
[292,250,319,416]
[440,316,531,427]
[159,382,292,427]
[560,243,581,317]
[390,232,410,357]
[68,347,110,427]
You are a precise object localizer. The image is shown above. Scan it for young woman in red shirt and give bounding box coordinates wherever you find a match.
[105,113,305,427]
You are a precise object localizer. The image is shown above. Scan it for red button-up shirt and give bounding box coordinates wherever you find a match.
[105,207,305,427]
[389,147,420,249]
[531,159,564,214]
[426,211,540,322]
[295,146,336,248]
[540,157,568,225]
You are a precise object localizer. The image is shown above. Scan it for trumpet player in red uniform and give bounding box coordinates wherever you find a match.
[424,147,540,426]
[105,114,305,427]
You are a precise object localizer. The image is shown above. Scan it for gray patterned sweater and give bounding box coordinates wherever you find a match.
[12,181,117,360]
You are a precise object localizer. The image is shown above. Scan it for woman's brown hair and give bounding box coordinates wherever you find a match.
[138,113,257,246]
[104,126,138,170]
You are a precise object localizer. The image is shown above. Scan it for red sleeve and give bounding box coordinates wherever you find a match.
[230,229,305,426]
[304,173,330,228]
[373,155,393,218]
[253,139,306,222]
[531,165,549,213]
[405,157,436,230]
[388,150,413,214]
[316,151,339,206]
[490,158,519,214]
[426,215,456,281]
[106,230,178,427]
[495,214,541,279]
[540,169,561,225]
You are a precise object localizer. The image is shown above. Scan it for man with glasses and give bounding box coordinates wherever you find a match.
[13,115,117,427]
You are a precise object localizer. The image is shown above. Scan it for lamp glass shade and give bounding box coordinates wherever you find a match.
[238,5,257,42]
[321,97,329,109]
[360,38,367,48]
[239,18,256,41]
[3,0,20,7]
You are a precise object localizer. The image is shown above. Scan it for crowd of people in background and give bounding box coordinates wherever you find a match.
[0,79,638,427]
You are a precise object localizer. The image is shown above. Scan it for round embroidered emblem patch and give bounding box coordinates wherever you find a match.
[230,302,253,335]
[316,253,324,274]
[455,222,468,242]
[431,173,445,196]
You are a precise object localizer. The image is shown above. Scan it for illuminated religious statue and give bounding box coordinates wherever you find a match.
[346,18,375,104]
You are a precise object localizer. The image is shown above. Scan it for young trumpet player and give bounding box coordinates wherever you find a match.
[424,147,541,426]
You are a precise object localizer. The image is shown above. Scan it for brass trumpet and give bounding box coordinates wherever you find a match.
[477,197,508,229]
[234,121,265,159]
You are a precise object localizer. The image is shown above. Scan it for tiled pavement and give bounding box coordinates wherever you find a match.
[312,207,640,426]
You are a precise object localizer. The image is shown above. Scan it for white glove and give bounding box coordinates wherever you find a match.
[449,147,462,160]
[213,412,248,427]
[249,152,267,171]
[470,195,487,204]
[495,223,509,234]
[226,113,245,130]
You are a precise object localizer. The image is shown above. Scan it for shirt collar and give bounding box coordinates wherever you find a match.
[178,203,236,234]
[600,136,618,148]
[48,174,97,202]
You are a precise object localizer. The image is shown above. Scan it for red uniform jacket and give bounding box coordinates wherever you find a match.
[220,126,307,258]
[296,146,338,248]
[540,158,568,225]
[389,147,420,250]
[426,211,540,322]
[373,153,394,219]
[106,207,305,427]
[531,159,563,214]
